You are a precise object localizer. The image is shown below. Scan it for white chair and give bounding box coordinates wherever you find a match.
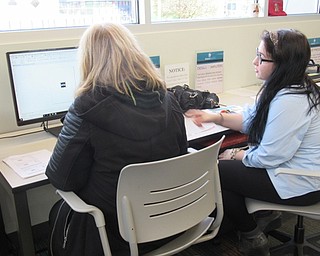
[246,168,320,256]
[56,135,225,256]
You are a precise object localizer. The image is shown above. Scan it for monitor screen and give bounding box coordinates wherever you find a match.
[6,47,80,129]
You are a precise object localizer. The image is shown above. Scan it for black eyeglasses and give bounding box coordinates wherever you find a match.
[256,48,274,65]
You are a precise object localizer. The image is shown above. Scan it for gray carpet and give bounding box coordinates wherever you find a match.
[29,212,320,256]
[176,212,320,256]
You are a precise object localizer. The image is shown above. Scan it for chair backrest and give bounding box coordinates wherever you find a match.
[116,136,224,244]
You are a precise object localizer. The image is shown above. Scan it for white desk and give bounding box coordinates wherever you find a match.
[218,85,259,106]
[0,131,56,256]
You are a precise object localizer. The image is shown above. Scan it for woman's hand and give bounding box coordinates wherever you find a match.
[219,148,247,160]
[219,149,234,160]
[185,109,217,127]
[186,109,243,132]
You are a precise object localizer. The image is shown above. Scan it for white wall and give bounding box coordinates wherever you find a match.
[0,15,320,232]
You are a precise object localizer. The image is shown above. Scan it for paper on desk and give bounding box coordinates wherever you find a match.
[185,106,243,141]
[2,149,51,179]
[185,117,218,141]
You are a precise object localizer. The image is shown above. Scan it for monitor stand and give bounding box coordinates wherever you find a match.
[42,122,62,137]
[46,126,62,137]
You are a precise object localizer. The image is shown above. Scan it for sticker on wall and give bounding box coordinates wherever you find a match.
[150,56,160,69]
[196,51,224,93]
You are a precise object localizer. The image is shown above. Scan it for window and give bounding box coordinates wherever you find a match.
[0,0,138,31]
[151,0,265,22]
[283,0,319,15]
[0,0,319,31]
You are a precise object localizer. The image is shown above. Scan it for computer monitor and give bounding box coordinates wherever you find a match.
[6,47,80,136]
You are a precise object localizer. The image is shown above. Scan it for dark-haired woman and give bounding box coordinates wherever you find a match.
[186,29,320,256]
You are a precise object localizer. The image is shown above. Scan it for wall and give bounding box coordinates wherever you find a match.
[1,15,320,134]
[0,15,320,232]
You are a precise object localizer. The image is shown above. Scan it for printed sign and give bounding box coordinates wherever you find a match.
[196,51,224,93]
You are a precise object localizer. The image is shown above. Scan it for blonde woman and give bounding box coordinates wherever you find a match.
[46,23,188,255]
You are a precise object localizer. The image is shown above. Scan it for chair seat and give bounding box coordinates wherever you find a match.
[246,195,320,256]
[246,198,320,220]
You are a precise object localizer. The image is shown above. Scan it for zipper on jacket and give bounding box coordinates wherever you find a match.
[50,200,66,256]
[62,208,73,249]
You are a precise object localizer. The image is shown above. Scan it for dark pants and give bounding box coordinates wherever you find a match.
[218,160,320,232]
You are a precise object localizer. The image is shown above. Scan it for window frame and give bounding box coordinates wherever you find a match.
[0,0,319,32]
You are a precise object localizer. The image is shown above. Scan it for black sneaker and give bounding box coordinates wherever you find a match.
[254,210,282,233]
[239,231,270,256]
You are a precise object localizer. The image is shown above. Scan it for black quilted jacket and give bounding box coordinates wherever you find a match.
[46,85,188,255]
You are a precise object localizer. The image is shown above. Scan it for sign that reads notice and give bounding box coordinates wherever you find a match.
[164,62,189,87]
[196,51,224,93]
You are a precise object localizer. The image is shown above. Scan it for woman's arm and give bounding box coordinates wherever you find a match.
[185,109,243,131]
[46,108,93,191]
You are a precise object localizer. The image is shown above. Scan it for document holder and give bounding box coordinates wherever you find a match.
[307,59,320,74]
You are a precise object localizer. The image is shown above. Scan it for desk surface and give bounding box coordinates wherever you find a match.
[0,131,56,191]
[218,85,259,106]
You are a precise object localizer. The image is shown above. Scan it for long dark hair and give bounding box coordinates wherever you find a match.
[247,29,320,145]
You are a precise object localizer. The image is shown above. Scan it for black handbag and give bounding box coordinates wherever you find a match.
[168,84,219,111]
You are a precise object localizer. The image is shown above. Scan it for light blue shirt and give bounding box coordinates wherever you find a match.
[242,88,320,199]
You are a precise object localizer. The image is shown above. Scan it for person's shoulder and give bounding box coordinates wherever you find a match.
[277,85,307,94]
[272,87,309,110]
[166,91,184,113]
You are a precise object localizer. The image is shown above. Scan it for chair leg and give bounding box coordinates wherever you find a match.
[307,232,320,247]
[268,215,320,256]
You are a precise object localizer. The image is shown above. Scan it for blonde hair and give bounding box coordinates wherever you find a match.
[76,23,165,97]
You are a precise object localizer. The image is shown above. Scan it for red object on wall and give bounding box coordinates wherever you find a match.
[268,0,287,16]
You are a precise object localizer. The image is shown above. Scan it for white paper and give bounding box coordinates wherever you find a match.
[184,106,243,141]
[165,63,189,87]
[196,51,224,93]
[196,62,224,93]
[311,46,320,64]
[3,149,51,179]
